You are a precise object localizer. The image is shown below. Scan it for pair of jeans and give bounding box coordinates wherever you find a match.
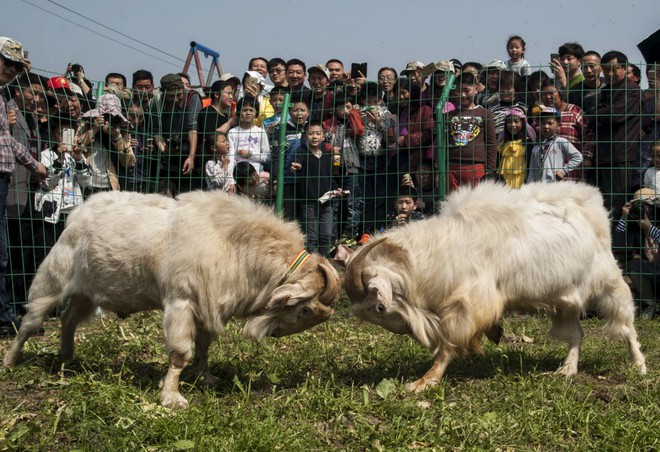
[333,173,363,240]
[627,257,660,310]
[300,202,334,257]
[359,155,388,234]
[0,175,19,326]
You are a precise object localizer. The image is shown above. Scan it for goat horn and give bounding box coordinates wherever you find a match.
[318,261,341,307]
[343,237,387,302]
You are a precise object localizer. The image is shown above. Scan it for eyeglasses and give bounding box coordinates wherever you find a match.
[379,76,395,82]
[268,68,284,74]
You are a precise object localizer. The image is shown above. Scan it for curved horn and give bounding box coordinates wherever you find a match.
[318,261,341,307]
[343,237,387,302]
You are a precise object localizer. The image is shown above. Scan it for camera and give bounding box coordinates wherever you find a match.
[628,198,658,221]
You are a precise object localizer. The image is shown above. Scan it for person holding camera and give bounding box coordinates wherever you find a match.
[614,188,660,320]
[36,119,91,246]
[66,63,94,107]
[76,93,135,193]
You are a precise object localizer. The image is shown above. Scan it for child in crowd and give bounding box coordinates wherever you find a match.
[392,77,433,174]
[487,70,528,136]
[505,35,532,76]
[401,159,439,215]
[125,101,157,193]
[271,99,310,221]
[291,122,339,256]
[227,96,270,176]
[36,120,92,246]
[262,85,288,139]
[323,91,365,246]
[643,141,660,194]
[497,108,533,188]
[233,161,271,200]
[447,72,497,191]
[205,132,234,192]
[527,108,583,182]
[388,186,425,228]
[358,82,396,242]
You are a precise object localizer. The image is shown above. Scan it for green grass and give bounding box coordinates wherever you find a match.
[1,296,658,451]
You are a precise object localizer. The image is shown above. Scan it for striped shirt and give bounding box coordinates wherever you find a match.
[616,217,660,244]
[0,94,40,174]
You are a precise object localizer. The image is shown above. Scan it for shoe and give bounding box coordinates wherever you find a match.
[357,233,372,245]
[0,323,19,338]
[640,305,657,320]
[339,235,358,247]
[0,323,45,339]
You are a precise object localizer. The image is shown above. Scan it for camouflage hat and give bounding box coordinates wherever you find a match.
[0,37,26,66]
[308,64,330,79]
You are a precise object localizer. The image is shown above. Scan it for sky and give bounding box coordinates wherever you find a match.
[7,0,660,89]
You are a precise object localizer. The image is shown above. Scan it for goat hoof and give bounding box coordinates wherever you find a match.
[557,365,577,377]
[160,391,189,410]
[405,378,436,393]
[196,373,220,387]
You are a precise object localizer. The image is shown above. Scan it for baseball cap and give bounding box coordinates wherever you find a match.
[308,64,330,79]
[536,106,562,120]
[46,76,75,95]
[160,73,184,91]
[400,60,424,75]
[449,59,463,69]
[219,72,241,84]
[0,37,26,67]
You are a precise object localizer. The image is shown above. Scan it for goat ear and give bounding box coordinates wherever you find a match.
[266,282,318,309]
[334,245,355,268]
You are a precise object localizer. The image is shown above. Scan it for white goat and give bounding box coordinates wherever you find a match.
[338,181,646,391]
[4,190,341,409]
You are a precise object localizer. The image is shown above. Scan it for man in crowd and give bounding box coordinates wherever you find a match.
[594,51,642,219]
[0,37,47,337]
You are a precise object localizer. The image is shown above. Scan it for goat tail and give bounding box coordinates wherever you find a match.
[3,240,74,367]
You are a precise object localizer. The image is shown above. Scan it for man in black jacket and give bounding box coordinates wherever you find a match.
[594,50,642,216]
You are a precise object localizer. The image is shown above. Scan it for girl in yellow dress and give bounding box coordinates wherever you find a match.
[497,107,533,188]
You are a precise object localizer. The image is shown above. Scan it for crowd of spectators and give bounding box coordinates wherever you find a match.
[0,32,659,335]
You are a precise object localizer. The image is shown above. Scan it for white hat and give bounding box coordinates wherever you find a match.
[219,72,240,84]
[484,59,506,70]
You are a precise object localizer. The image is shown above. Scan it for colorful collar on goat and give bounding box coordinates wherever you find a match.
[288,250,311,274]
